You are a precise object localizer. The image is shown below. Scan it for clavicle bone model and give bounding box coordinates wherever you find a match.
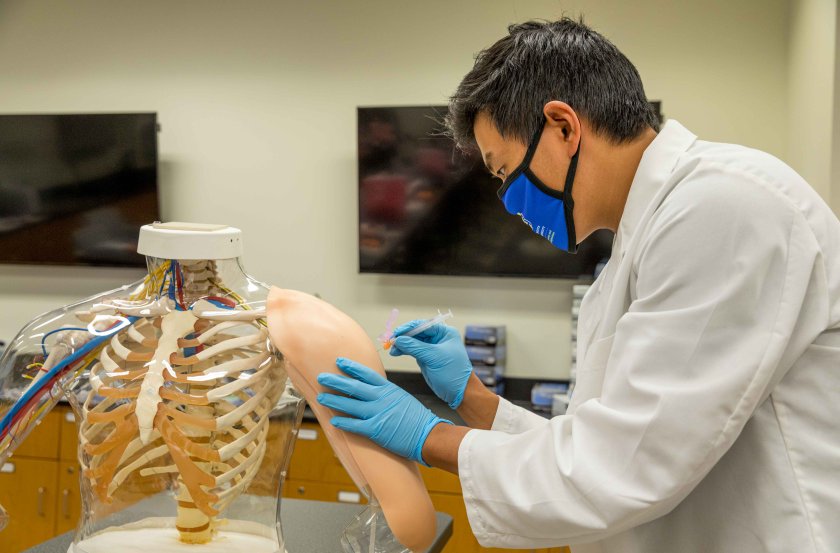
[0,222,437,553]
[0,224,302,552]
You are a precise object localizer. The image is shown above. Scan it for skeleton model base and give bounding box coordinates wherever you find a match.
[68,518,284,553]
[0,224,303,553]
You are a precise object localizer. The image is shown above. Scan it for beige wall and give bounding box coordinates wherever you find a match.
[787,0,837,209]
[833,2,840,214]
[0,0,793,378]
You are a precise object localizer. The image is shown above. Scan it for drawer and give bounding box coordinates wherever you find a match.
[56,461,81,535]
[283,478,367,505]
[0,457,59,551]
[288,422,356,486]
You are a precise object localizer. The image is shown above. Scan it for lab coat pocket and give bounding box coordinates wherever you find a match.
[569,334,614,414]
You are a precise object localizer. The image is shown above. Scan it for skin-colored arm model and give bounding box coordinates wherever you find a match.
[265,287,437,552]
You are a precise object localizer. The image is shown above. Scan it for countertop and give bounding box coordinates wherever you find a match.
[24,498,453,553]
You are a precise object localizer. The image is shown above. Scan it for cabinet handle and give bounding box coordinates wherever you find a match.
[297,486,305,495]
[298,429,318,441]
[338,491,361,504]
[62,489,70,518]
[37,487,45,516]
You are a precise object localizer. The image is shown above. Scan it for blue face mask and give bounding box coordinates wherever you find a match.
[496,125,580,253]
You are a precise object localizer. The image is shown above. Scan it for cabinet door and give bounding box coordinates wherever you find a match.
[14,410,60,460]
[287,423,330,481]
[287,422,358,486]
[428,492,478,553]
[58,406,79,462]
[418,465,462,494]
[56,461,82,535]
[428,492,570,553]
[282,478,367,505]
[322,449,356,486]
[0,458,58,551]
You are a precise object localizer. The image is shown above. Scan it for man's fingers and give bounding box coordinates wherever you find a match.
[392,319,424,336]
[393,319,442,342]
[336,357,387,387]
[330,416,370,437]
[388,341,406,357]
[317,372,374,400]
[390,336,427,360]
[317,392,368,419]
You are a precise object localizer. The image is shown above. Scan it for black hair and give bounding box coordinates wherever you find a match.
[445,17,660,151]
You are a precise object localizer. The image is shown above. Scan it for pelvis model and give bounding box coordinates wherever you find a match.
[0,223,435,553]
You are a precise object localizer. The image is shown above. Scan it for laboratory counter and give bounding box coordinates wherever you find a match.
[24,498,453,553]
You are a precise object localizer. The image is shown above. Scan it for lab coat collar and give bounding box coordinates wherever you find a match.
[617,120,697,254]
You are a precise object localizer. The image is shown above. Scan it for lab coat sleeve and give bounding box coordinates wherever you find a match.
[491,396,550,434]
[458,171,823,548]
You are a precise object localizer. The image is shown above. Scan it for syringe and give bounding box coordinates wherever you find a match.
[382,309,454,350]
[377,308,400,348]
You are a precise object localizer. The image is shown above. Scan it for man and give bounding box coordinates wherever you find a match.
[317,18,840,552]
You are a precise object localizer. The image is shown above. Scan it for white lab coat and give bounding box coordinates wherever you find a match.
[458,120,840,552]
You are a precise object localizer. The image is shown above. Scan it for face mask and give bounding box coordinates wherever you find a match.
[496,124,580,253]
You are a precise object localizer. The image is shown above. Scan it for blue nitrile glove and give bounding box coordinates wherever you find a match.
[388,321,472,409]
[316,357,451,466]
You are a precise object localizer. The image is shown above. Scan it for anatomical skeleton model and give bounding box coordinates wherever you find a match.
[0,222,435,553]
[0,224,303,553]
[75,259,282,543]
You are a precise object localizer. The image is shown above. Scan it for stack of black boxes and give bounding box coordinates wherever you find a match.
[464,325,506,395]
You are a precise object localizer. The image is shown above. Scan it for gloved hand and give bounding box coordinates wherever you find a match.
[388,321,472,409]
[317,357,451,465]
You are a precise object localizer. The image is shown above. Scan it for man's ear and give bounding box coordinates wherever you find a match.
[542,100,581,153]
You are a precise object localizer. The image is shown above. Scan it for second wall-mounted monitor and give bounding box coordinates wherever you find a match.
[358,105,619,279]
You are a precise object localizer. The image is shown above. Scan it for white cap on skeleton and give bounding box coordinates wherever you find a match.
[137,222,243,260]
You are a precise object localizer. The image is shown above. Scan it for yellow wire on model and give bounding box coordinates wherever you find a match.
[131,260,171,300]
[11,359,91,435]
[209,277,268,327]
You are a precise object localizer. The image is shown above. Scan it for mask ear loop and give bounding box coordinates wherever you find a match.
[562,138,581,253]
[497,124,546,199]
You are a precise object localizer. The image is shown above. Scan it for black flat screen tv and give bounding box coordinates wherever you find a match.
[358,106,613,279]
[0,112,159,267]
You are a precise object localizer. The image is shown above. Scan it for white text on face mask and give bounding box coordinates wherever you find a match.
[517,213,556,244]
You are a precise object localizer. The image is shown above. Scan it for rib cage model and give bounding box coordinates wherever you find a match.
[74,259,285,544]
[0,224,304,553]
